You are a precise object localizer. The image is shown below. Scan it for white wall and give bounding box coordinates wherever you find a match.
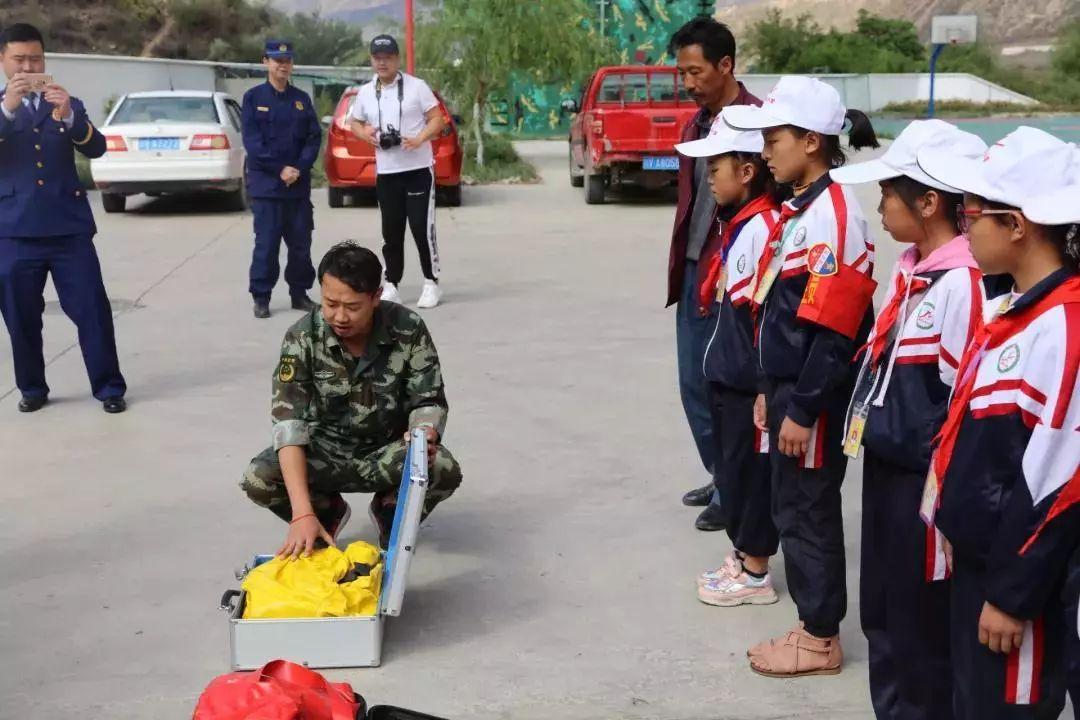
[740,73,1038,111]
[5,53,367,124]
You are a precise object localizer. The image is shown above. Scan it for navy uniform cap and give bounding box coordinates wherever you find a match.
[265,40,294,59]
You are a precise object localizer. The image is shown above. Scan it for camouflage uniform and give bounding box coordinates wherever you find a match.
[241,303,462,526]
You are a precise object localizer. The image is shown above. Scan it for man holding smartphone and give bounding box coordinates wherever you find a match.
[349,35,446,309]
[0,23,127,414]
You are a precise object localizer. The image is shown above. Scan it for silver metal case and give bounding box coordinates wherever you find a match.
[222,429,430,669]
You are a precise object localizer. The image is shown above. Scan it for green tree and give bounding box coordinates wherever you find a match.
[744,10,820,72]
[1052,20,1080,77]
[853,9,924,63]
[415,0,616,165]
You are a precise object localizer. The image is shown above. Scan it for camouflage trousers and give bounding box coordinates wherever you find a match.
[241,439,462,527]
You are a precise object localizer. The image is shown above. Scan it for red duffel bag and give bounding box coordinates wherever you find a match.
[193,659,364,720]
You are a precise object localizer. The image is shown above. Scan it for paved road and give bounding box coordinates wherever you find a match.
[0,140,1057,719]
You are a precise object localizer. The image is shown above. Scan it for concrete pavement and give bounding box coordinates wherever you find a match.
[0,141,1058,719]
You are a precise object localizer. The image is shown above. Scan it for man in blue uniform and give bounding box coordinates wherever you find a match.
[0,23,127,414]
[241,40,322,319]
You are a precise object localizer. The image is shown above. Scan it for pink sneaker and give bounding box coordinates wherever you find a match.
[697,570,779,607]
[696,551,741,588]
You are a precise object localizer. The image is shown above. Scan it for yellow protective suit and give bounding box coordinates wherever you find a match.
[242,541,383,619]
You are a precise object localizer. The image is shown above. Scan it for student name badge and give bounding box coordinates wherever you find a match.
[842,366,877,459]
[843,405,868,459]
[919,465,940,526]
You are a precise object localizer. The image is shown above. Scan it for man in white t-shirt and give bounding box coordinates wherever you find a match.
[350,35,447,308]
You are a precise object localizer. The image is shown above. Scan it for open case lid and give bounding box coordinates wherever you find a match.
[379,427,430,617]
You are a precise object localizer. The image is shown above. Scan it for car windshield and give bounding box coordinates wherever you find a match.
[111,97,219,125]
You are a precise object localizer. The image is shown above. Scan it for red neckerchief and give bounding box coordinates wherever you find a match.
[863,273,932,369]
[749,202,801,311]
[931,275,1080,498]
[699,193,780,310]
[1020,464,1080,555]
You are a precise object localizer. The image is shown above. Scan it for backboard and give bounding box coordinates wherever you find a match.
[932,15,978,45]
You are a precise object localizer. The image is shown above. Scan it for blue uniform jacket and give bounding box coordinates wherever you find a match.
[0,93,104,238]
[241,82,322,200]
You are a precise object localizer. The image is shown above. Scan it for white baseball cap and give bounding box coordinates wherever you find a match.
[675,114,764,158]
[830,119,987,192]
[723,76,846,136]
[917,126,1080,208]
[1020,148,1080,224]
[1023,185,1080,225]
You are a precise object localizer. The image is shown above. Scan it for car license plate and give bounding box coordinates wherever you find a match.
[643,156,679,171]
[138,137,180,151]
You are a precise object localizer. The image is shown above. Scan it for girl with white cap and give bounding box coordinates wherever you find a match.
[674,118,785,609]
[723,75,879,677]
[916,127,1080,719]
[830,119,988,719]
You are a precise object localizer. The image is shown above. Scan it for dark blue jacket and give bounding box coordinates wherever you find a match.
[0,93,104,238]
[936,269,1080,619]
[241,82,322,200]
[756,178,874,427]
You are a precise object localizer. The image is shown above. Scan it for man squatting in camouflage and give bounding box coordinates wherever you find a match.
[240,241,462,556]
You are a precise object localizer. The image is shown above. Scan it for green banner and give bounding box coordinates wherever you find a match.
[492,0,714,135]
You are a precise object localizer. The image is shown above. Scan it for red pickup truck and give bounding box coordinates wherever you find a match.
[564,66,698,204]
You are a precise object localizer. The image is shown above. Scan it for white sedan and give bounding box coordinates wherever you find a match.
[90,90,247,213]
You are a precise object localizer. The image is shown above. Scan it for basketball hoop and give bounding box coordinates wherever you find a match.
[928,15,977,118]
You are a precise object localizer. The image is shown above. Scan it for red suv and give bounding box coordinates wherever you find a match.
[323,86,464,207]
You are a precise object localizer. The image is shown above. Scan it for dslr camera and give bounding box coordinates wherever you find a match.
[379,124,402,150]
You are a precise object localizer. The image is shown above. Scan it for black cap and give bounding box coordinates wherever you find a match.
[369,34,400,56]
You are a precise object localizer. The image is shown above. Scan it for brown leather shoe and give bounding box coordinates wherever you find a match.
[748,626,843,678]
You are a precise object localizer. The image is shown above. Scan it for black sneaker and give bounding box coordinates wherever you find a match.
[253,302,270,319]
[368,495,396,550]
[695,503,726,531]
[682,485,714,507]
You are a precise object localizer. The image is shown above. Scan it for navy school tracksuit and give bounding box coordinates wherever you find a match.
[753,176,877,639]
[240,81,322,304]
[932,268,1080,719]
[701,195,780,558]
[1066,541,1080,718]
[849,236,983,719]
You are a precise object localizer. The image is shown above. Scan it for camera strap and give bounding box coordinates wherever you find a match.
[375,73,404,132]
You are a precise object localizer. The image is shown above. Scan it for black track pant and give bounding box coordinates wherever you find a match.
[861,452,953,720]
[710,384,778,558]
[1066,545,1080,719]
[950,556,1067,720]
[375,166,439,283]
[765,379,848,638]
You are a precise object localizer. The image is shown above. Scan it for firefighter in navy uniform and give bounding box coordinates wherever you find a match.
[0,23,127,414]
[241,40,323,319]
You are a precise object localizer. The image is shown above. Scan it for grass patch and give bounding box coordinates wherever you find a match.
[461,131,539,185]
[878,100,1079,117]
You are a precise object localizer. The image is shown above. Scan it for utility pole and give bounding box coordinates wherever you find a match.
[406,0,416,74]
[597,0,608,38]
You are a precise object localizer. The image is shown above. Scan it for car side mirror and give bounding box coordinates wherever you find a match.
[321,115,333,127]
[560,98,579,114]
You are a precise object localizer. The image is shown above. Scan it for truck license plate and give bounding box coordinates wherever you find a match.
[643,156,679,171]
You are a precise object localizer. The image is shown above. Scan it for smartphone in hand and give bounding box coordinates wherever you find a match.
[22,73,53,92]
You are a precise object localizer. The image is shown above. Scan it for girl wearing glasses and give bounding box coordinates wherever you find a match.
[915,126,1080,720]
[829,119,988,720]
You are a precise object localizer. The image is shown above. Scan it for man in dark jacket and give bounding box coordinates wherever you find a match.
[667,18,760,529]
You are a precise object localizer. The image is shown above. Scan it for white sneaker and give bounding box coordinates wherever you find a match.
[416,280,442,309]
[381,283,401,303]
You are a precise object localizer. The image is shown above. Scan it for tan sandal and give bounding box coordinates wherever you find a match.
[748,626,843,678]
